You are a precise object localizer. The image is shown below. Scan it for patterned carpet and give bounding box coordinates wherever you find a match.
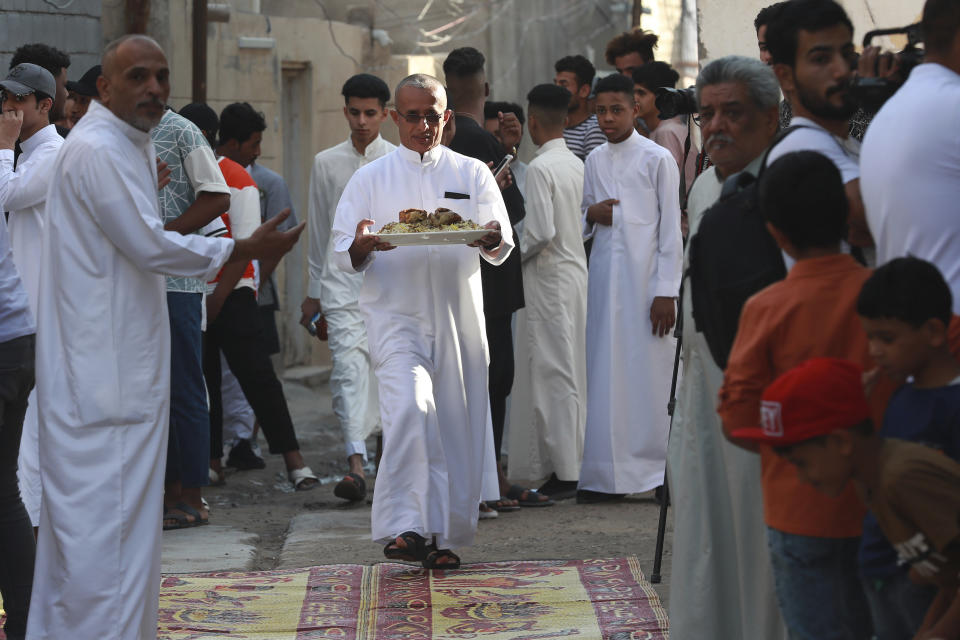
[1,557,669,639]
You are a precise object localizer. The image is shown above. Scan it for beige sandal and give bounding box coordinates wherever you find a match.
[288,466,318,491]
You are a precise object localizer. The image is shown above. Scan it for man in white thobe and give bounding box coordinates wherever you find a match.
[513,84,587,500]
[666,56,787,640]
[331,74,511,567]
[27,36,303,640]
[577,73,682,502]
[301,74,395,500]
[0,63,63,527]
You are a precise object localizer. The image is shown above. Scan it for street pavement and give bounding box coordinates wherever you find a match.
[160,371,673,607]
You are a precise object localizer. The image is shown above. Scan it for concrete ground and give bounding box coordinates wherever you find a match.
[161,374,673,608]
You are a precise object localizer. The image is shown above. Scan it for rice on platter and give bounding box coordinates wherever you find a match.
[379,208,482,234]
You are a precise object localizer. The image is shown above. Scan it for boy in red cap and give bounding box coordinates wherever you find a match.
[735,357,960,640]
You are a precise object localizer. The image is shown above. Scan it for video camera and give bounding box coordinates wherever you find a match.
[850,22,924,112]
[655,86,697,120]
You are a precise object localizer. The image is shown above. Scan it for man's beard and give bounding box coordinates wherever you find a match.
[795,81,858,121]
[568,97,580,113]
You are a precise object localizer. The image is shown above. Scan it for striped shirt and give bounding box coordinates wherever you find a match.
[563,114,606,162]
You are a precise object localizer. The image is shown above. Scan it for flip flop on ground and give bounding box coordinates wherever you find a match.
[505,484,555,507]
[484,497,520,512]
[163,502,208,530]
[383,531,431,562]
[479,502,499,520]
[423,548,460,571]
[538,473,579,501]
[288,466,319,491]
[334,472,366,501]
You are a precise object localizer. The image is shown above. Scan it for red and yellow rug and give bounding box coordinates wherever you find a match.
[157,557,667,639]
[2,557,669,639]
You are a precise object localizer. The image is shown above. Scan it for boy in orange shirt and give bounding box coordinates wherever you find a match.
[718,150,880,638]
[734,358,960,640]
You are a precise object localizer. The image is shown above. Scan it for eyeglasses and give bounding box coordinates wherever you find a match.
[398,111,443,125]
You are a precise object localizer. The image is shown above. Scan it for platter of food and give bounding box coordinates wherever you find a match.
[374,208,490,246]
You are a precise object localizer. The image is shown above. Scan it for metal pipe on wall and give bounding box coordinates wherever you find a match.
[193,0,208,103]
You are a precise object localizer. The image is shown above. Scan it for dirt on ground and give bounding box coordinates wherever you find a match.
[201,377,674,605]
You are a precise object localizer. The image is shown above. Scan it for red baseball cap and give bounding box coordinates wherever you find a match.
[730,358,871,445]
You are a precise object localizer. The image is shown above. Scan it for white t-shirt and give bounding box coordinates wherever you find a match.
[861,63,960,312]
[765,115,860,183]
[765,116,861,270]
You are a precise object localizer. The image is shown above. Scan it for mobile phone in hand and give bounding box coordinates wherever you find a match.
[492,154,514,179]
[307,312,328,340]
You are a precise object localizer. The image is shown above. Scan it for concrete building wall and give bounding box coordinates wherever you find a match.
[697,0,924,63]
[0,0,102,78]
[100,0,383,368]
[93,0,692,368]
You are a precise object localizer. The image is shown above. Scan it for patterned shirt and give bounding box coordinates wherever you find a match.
[563,114,606,162]
[152,109,230,293]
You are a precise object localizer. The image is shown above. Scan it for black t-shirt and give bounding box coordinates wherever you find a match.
[448,115,525,317]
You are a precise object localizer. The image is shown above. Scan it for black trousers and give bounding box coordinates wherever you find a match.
[204,287,299,458]
[486,313,514,461]
[0,334,36,640]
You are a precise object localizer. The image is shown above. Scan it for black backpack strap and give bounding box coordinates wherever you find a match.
[757,124,813,178]
[719,170,756,201]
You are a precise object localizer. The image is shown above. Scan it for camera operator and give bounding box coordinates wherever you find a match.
[764,0,873,252]
[861,0,960,311]
[668,55,787,640]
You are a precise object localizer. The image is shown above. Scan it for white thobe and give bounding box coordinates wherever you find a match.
[308,136,394,458]
[28,101,233,640]
[667,160,788,640]
[510,138,587,482]
[332,143,512,549]
[0,123,63,526]
[578,130,683,494]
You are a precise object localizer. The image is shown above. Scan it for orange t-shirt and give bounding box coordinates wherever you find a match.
[211,157,258,286]
[718,254,893,538]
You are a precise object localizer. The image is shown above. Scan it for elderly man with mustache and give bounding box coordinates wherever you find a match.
[666,55,787,640]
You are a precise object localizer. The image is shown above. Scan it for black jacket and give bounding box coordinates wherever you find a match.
[448,115,525,317]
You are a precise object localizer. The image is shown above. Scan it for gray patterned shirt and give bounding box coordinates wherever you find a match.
[152,109,230,293]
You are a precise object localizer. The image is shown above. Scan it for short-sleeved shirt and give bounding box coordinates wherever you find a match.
[563,114,607,162]
[862,64,960,314]
[209,157,259,292]
[863,439,960,583]
[765,115,860,184]
[860,381,960,578]
[152,109,230,293]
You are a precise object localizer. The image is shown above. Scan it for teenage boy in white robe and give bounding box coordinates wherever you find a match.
[516,84,588,500]
[331,74,511,569]
[27,35,304,640]
[301,74,395,502]
[577,72,683,503]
